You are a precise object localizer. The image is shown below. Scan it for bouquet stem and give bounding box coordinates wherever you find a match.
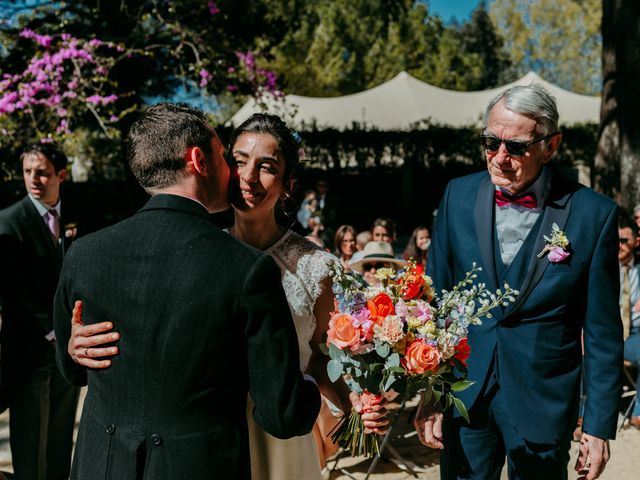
[329,408,380,458]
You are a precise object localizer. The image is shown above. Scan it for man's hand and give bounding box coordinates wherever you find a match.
[68,300,119,369]
[574,432,610,480]
[413,390,444,449]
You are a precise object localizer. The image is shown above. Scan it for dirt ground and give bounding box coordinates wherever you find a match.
[1,388,638,479]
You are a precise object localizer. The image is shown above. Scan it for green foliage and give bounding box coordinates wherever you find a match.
[490,0,601,95]
[263,0,510,96]
[0,0,288,177]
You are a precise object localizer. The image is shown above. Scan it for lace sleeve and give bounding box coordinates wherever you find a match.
[298,249,340,304]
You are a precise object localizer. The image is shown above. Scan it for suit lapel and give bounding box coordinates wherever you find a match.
[475,175,499,292]
[502,173,574,318]
[21,197,59,255]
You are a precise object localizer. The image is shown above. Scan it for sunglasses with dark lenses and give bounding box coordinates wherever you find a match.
[481,133,557,157]
[620,238,631,245]
[362,262,389,272]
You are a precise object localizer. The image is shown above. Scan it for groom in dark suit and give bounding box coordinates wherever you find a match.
[415,84,622,480]
[53,103,320,479]
[0,144,79,480]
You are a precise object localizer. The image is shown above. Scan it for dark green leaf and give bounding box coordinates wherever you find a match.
[453,397,470,423]
[451,380,475,392]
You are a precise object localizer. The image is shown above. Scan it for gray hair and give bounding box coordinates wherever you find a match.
[484,83,559,136]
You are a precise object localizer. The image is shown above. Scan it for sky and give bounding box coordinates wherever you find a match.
[423,0,482,23]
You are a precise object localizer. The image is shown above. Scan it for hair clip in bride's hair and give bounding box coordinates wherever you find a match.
[292,131,302,144]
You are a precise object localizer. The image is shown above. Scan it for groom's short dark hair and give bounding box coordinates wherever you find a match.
[127,102,214,190]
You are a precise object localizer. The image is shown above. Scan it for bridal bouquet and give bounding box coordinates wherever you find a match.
[322,262,517,457]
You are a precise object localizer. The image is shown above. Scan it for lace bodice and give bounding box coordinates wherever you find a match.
[265,230,339,372]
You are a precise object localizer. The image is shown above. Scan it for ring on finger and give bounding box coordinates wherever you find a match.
[84,347,89,357]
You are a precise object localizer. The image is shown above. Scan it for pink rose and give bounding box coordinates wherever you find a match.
[548,247,570,263]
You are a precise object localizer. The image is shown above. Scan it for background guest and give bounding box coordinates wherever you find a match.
[349,241,406,286]
[315,178,337,246]
[0,143,79,480]
[334,224,357,269]
[402,225,431,273]
[619,216,640,428]
[297,189,319,232]
[371,217,397,253]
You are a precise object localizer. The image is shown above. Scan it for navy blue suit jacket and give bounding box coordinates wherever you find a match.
[427,169,623,443]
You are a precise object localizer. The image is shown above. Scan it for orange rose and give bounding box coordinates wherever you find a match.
[453,338,471,367]
[402,339,440,374]
[367,293,395,325]
[327,313,361,350]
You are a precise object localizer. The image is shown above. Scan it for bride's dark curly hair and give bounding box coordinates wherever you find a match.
[228,113,302,225]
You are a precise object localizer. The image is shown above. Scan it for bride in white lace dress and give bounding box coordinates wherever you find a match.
[227,114,389,479]
[67,113,387,479]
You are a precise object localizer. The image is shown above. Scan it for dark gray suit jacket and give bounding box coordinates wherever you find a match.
[54,194,320,479]
[0,195,72,408]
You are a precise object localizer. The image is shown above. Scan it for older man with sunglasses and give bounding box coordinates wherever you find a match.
[415,83,622,480]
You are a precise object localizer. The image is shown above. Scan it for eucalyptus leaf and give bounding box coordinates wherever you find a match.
[319,343,329,355]
[387,352,400,367]
[383,373,397,391]
[375,342,390,358]
[328,342,343,360]
[327,359,343,382]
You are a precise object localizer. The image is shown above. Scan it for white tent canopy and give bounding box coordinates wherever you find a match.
[229,71,600,130]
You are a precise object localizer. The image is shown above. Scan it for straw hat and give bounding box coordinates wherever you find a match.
[349,241,406,273]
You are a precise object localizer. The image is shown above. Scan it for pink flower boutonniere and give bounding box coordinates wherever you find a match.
[537,223,570,263]
[64,222,78,240]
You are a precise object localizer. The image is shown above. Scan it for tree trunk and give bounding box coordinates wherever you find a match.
[595,0,640,210]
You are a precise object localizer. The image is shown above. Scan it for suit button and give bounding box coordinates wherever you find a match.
[106,424,116,435]
[151,433,163,446]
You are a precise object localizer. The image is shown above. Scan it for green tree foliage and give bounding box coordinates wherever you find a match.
[0,0,286,177]
[595,0,640,206]
[490,0,601,95]
[262,0,511,96]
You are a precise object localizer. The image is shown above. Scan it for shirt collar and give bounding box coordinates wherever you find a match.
[28,194,61,217]
[496,166,552,208]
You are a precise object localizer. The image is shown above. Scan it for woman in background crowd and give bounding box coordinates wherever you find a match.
[402,225,431,273]
[371,217,396,251]
[334,224,357,269]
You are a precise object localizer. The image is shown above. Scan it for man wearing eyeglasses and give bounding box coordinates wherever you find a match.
[618,218,640,429]
[415,83,622,480]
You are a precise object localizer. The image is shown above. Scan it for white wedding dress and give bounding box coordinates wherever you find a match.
[246,229,338,480]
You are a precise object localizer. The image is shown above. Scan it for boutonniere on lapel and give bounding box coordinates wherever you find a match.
[64,222,78,241]
[537,223,570,263]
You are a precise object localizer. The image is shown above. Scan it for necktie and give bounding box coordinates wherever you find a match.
[622,264,631,340]
[46,209,60,243]
[495,190,537,209]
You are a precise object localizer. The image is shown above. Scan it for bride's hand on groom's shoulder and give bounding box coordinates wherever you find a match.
[349,392,390,436]
[69,300,119,369]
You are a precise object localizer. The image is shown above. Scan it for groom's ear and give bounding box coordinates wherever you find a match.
[186,146,206,176]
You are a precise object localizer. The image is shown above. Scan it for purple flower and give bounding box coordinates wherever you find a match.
[199,68,213,87]
[207,1,220,15]
[548,247,570,263]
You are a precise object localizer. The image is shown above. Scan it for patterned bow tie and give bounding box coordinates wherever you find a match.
[495,190,537,209]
